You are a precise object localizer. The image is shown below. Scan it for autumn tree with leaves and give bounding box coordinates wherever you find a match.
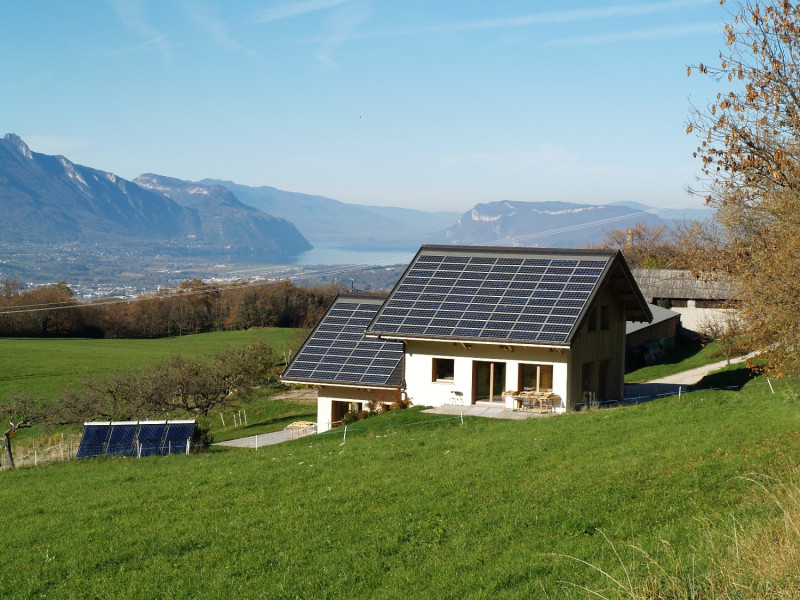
[688,0,800,376]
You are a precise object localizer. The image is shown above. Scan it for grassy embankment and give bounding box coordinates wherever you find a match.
[625,340,739,383]
[1,356,799,598]
[0,329,315,447]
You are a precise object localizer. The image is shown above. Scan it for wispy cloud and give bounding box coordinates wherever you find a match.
[178,0,259,57]
[425,0,716,33]
[302,0,716,45]
[548,22,721,46]
[255,0,351,24]
[316,1,369,68]
[109,0,171,62]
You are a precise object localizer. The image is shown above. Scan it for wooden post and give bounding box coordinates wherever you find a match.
[489,362,495,402]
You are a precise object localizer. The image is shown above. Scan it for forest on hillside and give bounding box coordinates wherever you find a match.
[0,277,350,339]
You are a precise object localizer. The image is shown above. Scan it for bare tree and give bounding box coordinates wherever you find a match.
[697,309,744,365]
[1,394,47,470]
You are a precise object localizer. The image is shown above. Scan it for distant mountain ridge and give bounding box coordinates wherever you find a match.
[200,179,460,241]
[441,200,673,247]
[0,134,311,260]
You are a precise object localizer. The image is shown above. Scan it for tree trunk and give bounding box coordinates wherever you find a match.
[4,429,15,470]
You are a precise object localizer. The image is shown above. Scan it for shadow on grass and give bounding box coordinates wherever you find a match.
[691,363,760,392]
[657,340,713,366]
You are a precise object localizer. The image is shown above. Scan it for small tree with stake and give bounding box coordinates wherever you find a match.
[1,394,46,470]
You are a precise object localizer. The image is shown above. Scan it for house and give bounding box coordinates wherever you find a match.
[632,269,733,333]
[283,245,652,431]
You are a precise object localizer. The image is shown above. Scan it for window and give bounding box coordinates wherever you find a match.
[432,358,455,382]
[600,305,610,330]
[519,363,553,392]
[587,307,598,331]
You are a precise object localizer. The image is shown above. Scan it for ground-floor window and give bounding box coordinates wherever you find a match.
[432,357,455,382]
[331,400,345,427]
[518,363,553,392]
[473,361,505,403]
[581,362,595,404]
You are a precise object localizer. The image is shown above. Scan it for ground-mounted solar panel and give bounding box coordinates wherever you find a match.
[367,245,616,345]
[281,294,404,388]
[76,422,112,458]
[161,420,196,455]
[106,421,137,456]
[136,421,167,457]
[76,420,197,460]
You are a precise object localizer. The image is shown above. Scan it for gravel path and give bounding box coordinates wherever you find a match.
[214,426,316,448]
[625,351,758,400]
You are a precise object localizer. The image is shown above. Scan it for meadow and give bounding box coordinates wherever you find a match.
[0,328,305,400]
[1,363,799,598]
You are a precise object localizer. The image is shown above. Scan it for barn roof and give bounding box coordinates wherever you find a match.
[281,293,404,388]
[626,303,681,335]
[632,269,732,302]
[366,245,651,347]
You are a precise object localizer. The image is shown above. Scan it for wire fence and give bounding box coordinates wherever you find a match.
[0,436,205,471]
[5,375,797,469]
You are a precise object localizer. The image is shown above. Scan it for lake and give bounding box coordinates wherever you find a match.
[285,239,421,266]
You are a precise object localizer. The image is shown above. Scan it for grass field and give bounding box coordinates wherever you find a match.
[0,329,313,450]
[1,364,799,598]
[624,340,738,383]
[0,329,305,400]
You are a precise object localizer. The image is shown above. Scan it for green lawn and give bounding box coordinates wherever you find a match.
[1,372,799,598]
[0,329,304,400]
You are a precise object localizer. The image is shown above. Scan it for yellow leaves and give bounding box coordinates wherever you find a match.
[686,65,692,77]
[686,123,694,134]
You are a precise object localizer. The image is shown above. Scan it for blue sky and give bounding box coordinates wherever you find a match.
[1,0,726,212]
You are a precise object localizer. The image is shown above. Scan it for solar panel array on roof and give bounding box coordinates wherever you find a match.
[368,250,611,345]
[282,297,404,387]
[76,420,196,459]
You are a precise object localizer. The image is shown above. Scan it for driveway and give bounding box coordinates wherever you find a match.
[624,351,757,401]
[214,426,316,449]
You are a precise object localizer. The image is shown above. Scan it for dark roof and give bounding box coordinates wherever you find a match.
[633,269,733,302]
[626,303,680,335]
[281,293,404,388]
[367,245,651,346]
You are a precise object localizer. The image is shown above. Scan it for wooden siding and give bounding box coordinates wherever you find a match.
[567,285,627,409]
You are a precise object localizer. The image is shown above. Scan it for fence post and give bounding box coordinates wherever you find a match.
[186,439,190,455]
[244,410,247,426]
[220,413,225,427]
[768,379,775,394]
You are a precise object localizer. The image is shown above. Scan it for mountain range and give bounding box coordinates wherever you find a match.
[0,133,713,291]
[0,134,310,261]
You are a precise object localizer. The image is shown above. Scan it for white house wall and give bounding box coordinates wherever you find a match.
[316,386,396,433]
[404,340,569,413]
[671,305,736,333]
